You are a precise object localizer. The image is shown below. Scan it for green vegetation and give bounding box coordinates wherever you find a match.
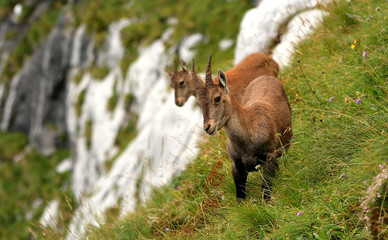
[75,89,86,117]
[0,132,28,160]
[89,65,110,80]
[86,0,387,239]
[73,70,84,85]
[107,80,119,112]
[0,132,75,240]
[85,120,93,149]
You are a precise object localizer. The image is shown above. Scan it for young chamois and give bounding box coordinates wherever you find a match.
[167,52,279,107]
[191,54,292,201]
[167,59,194,107]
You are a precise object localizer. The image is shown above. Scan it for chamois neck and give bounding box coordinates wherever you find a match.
[224,96,249,139]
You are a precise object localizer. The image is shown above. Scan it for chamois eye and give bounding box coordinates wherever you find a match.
[179,81,185,87]
[214,96,221,103]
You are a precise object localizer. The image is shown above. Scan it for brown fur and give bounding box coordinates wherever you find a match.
[167,59,195,107]
[167,52,279,107]
[192,55,292,201]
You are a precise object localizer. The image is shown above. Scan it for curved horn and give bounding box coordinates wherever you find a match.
[174,60,178,73]
[205,54,213,89]
[191,59,200,89]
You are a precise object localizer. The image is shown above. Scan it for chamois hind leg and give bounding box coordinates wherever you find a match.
[261,153,279,201]
[231,159,248,200]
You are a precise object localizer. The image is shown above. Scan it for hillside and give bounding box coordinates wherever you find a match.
[84,0,387,239]
[0,0,386,239]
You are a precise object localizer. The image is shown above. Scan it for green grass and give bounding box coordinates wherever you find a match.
[73,69,84,85]
[0,133,75,240]
[107,79,119,112]
[85,120,93,149]
[75,89,86,117]
[89,65,110,80]
[85,0,387,239]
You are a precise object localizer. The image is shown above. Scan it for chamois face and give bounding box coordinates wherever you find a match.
[167,59,194,107]
[191,55,230,135]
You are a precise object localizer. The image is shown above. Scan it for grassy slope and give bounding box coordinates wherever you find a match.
[87,0,387,239]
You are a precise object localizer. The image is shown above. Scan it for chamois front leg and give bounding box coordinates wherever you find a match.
[228,141,248,200]
[261,153,279,201]
[231,159,248,200]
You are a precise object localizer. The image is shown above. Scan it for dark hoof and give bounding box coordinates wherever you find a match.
[236,197,246,204]
[263,194,271,203]
[262,187,272,203]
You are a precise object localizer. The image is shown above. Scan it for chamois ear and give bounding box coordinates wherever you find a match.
[218,69,228,93]
[180,59,188,72]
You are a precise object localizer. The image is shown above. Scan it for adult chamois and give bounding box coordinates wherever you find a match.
[191,54,292,201]
[167,52,279,107]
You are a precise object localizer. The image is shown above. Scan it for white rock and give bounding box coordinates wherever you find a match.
[234,0,331,66]
[40,200,59,228]
[219,39,234,51]
[98,19,132,68]
[272,9,328,68]
[178,33,205,62]
[56,158,73,173]
[12,4,23,22]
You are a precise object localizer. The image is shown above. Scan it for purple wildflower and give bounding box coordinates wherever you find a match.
[329,97,334,102]
[321,57,325,61]
[176,186,181,190]
[297,211,302,217]
[356,99,361,104]
[362,51,367,58]
[339,173,345,179]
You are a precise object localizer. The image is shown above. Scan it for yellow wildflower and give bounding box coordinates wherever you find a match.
[351,39,359,49]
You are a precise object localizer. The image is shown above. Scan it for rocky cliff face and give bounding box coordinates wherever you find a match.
[2,16,73,155]
[0,1,71,155]
[0,0,331,239]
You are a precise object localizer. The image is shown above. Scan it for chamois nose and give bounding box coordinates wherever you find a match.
[204,123,216,135]
[204,124,211,133]
[175,98,184,107]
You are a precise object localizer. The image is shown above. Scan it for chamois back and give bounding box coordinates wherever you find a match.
[241,75,292,153]
[215,52,279,103]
